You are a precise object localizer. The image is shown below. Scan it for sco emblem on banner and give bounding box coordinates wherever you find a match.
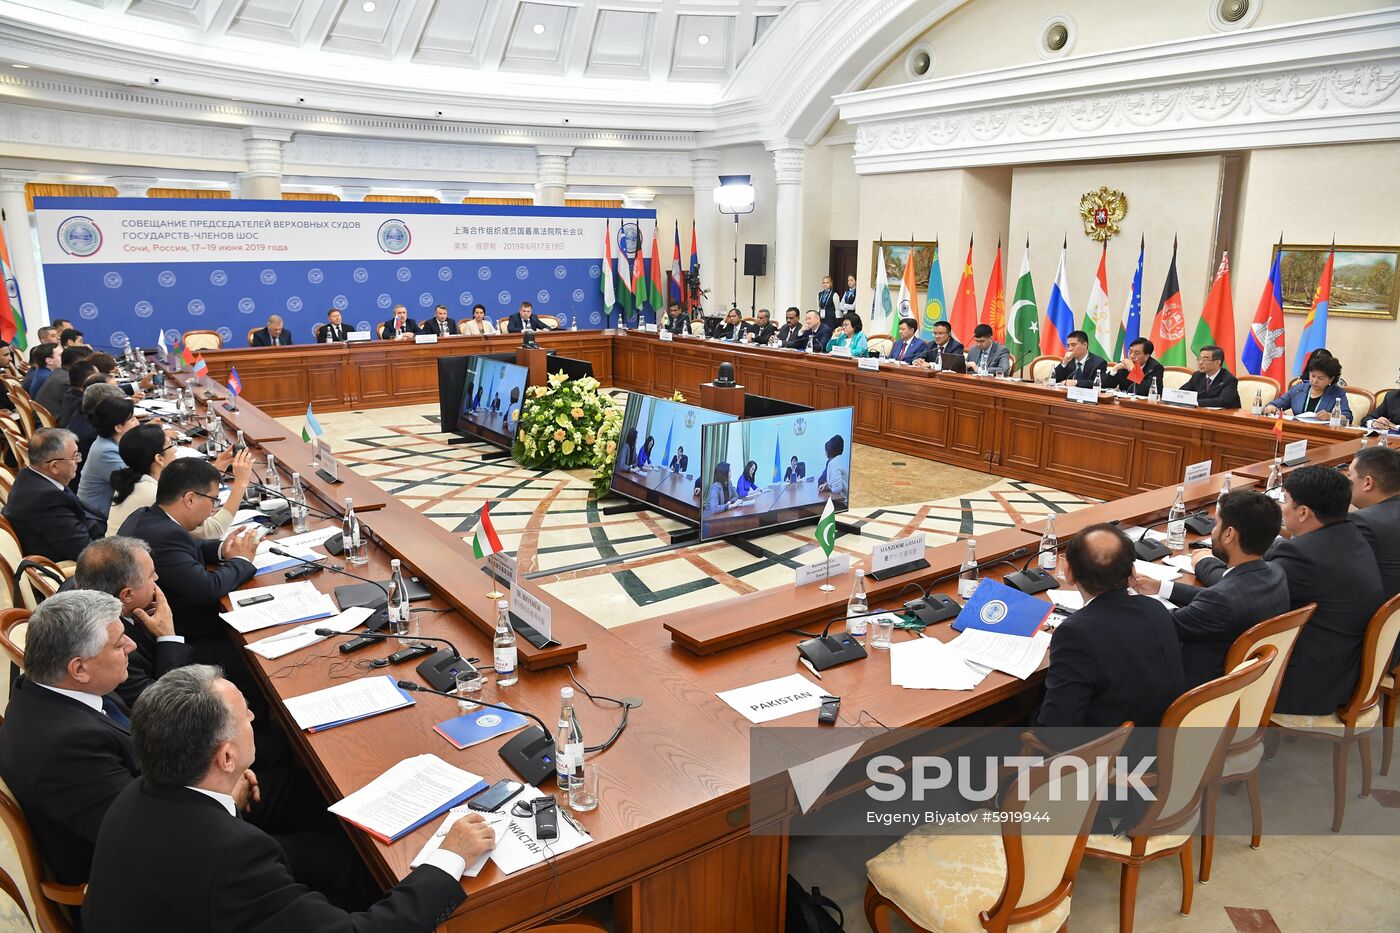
[353,267,369,283]
[307,268,323,284]
[159,271,176,287]
[57,216,102,257]
[238,298,255,314]
[260,269,277,285]
[134,301,153,318]
[396,267,411,282]
[210,270,228,286]
[377,219,411,255]
[572,289,585,302]
[438,267,452,281]
[103,272,122,289]
[79,302,98,320]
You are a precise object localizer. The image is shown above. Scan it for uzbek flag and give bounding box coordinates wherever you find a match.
[472,501,503,559]
[1293,245,1334,379]
[301,404,323,443]
[1149,237,1187,366]
[192,354,209,379]
[227,368,242,397]
[1191,251,1236,368]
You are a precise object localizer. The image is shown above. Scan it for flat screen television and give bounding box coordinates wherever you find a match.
[697,407,855,542]
[456,356,530,450]
[609,395,738,522]
[546,355,594,381]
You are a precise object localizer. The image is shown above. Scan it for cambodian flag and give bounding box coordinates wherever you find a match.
[1242,246,1286,385]
[227,368,242,397]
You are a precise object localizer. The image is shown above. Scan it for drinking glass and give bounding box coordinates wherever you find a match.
[453,668,484,712]
[568,762,600,812]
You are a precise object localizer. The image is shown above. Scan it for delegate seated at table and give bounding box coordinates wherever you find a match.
[736,460,760,497]
[1264,355,1351,424]
[707,462,737,511]
[826,314,867,357]
[783,456,805,483]
[636,436,655,468]
[669,447,689,473]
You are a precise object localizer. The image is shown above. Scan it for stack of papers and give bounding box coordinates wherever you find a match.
[221,580,338,634]
[1133,559,1182,582]
[412,787,592,875]
[889,637,987,690]
[277,526,343,551]
[285,673,414,733]
[249,540,320,576]
[329,754,487,844]
[1047,588,1084,611]
[949,628,1052,681]
[1163,554,1198,574]
[245,605,375,659]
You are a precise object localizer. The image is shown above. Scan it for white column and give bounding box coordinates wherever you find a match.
[690,152,719,317]
[107,175,154,198]
[239,128,293,200]
[337,186,370,202]
[534,146,573,207]
[0,170,43,336]
[437,188,472,205]
[766,140,805,313]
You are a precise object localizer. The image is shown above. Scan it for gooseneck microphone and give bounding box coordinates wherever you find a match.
[315,629,466,693]
[238,478,343,521]
[397,681,557,787]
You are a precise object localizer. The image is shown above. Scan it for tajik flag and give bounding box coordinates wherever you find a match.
[1082,243,1115,360]
[472,501,503,559]
[1006,240,1039,373]
[1191,251,1236,368]
[815,497,837,557]
[300,404,323,443]
[1149,237,1187,366]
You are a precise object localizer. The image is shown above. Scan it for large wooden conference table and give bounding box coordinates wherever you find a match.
[181,334,1393,932]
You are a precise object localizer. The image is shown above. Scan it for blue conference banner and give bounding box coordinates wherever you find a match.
[33,198,658,349]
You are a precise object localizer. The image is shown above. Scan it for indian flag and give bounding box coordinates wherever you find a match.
[815,498,837,557]
[601,220,616,313]
[301,404,323,443]
[472,501,503,559]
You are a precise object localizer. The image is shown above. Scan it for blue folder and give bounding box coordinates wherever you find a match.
[951,579,1052,637]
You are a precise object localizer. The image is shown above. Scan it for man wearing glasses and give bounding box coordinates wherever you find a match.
[3,427,107,560]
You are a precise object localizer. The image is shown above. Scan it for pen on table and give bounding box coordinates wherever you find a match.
[799,657,822,680]
[559,809,586,835]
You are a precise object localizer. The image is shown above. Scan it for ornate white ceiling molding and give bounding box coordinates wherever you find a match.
[837,9,1400,173]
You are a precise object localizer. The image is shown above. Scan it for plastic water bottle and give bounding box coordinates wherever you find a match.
[343,497,367,565]
[1092,371,1103,393]
[1168,486,1187,550]
[1266,460,1284,500]
[493,600,518,687]
[569,319,577,332]
[958,539,979,599]
[387,558,411,638]
[845,570,869,638]
[1252,390,1263,415]
[1147,379,1160,403]
[805,334,814,354]
[288,472,309,533]
[556,687,583,791]
[1039,514,1058,572]
[1216,473,1232,515]
[263,453,283,498]
[933,351,943,372]
[1330,400,1344,428]
[235,429,246,452]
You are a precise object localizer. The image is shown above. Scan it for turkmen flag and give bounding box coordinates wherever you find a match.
[472,501,503,559]
[815,498,837,557]
[1006,240,1039,373]
[300,404,323,443]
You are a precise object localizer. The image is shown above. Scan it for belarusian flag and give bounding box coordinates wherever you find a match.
[472,501,503,559]
[948,235,978,344]
[181,344,197,366]
[648,224,665,319]
[0,221,28,349]
[1191,251,1235,367]
[601,220,616,314]
[1083,243,1115,360]
[1114,236,1145,359]
[979,239,1005,342]
[1149,237,1187,366]
[300,404,323,443]
[815,497,837,557]
[1006,239,1039,373]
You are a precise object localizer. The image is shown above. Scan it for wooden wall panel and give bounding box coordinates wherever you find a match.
[1135,439,1191,490]
[1001,414,1045,472]
[884,395,948,448]
[1046,425,1133,491]
[356,362,393,404]
[760,372,816,407]
[631,832,785,933]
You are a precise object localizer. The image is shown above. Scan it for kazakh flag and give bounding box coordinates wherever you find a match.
[918,243,947,340]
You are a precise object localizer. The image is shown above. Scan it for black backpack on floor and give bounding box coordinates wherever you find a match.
[785,874,845,933]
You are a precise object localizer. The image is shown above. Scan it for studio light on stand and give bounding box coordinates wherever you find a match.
[714,174,755,320]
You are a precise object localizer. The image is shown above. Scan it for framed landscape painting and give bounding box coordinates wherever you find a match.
[1274,243,1399,320]
[871,240,938,290]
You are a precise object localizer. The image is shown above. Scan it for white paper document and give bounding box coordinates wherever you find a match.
[716,674,824,724]
[1047,588,1084,611]
[412,788,593,876]
[286,674,413,732]
[245,606,375,660]
[1163,554,1198,573]
[1133,559,1182,582]
[277,525,343,551]
[220,581,338,634]
[249,540,320,576]
[889,638,987,690]
[949,629,1052,681]
[329,754,483,842]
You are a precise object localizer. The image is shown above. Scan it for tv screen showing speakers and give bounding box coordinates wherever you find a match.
[697,407,855,542]
[457,356,530,450]
[609,395,738,522]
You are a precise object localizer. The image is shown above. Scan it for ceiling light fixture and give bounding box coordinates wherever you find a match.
[11,63,29,69]
[697,34,710,45]
[361,1,376,12]
[531,23,545,34]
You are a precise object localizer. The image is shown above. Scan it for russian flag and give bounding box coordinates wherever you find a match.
[1041,239,1075,355]
[1292,246,1333,379]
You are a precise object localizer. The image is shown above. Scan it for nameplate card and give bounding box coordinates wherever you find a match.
[716,673,824,724]
[1183,459,1213,485]
[488,552,516,588]
[1283,439,1309,465]
[316,439,340,481]
[871,533,928,576]
[414,334,439,345]
[857,357,880,371]
[1066,386,1099,405]
[508,581,552,643]
[641,324,658,333]
[829,346,852,359]
[659,330,674,342]
[346,330,372,342]
[1162,387,1198,407]
[796,553,851,587]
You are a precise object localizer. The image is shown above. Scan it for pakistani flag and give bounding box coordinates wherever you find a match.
[1006,241,1039,374]
[815,498,837,557]
[301,404,323,443]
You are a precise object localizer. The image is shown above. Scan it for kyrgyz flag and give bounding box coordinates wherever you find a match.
[1149,237,1187,366]
[472,501,504,559]
[1006,240,1039,374]
[815,497,837,557]
[979,239,1005,342]
[1192,251,1236,368]
[948,235,978,344]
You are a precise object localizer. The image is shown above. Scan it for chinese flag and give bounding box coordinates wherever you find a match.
[948,235,978,342]
[1127,360,1145,385]
[979,239,1005,342]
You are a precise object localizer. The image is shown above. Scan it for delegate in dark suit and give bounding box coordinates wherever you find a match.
[1051,353,1108,388]
[775,322,803,344]
[1166,560,1290,687]
[419,317,458,337]
[1181,368,1242,408]
[319,322,349,342]
[1361,390,1400,429]
[1034,589,1185,730]
[918,337,965,363]
[250,327,295,347]
[379,318,417,339]
[0,676,136,885]
[1103,357,1165,397]
[3,467,105,561]
[785,325,831,352]
[716,320,745,341]
[83,780,467,933]
[745,321,777,344]
[505,312,554,333]
[116,614,193,708]
[1353,495,1400,596]
[888,336,926,363]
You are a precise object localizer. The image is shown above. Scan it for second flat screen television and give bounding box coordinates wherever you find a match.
[457,356,530,450]
[698,407,855,542]
[609,395,738,522]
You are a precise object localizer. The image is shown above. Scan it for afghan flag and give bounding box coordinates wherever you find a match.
[1191,251,1236,368]
[1041,239,1074,355]
[191,354,209,380]
[918,242,947,340]
[1149,237,1187,366]
[670,220,684,304]
[600,220,616,314]
[1242,243,1286,385]
[979,239,1005,342]
[1006,239,1039,373]
[1293,244,1333,379]
[301,404,323,443]
[0,222,28,349]
[815,497,837,557]
[472,501,503,559]
[648,224,666,318]
[1082,243,1115,360]
[227,368,242,397]
[948,235,978,344]
[1114,236,1145,359]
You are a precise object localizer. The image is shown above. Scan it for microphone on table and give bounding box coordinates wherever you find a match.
[266,546,390,612]
[314,629,467,693]
[396,680,558,787]
[902,547,1032,625]
[1122,513,1207,563]
[1004,542,1064,595]
[237,478,343,522]
[796,608,899,671]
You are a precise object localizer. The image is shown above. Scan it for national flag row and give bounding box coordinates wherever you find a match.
[867,236,1333,384]
[601,219,698,322]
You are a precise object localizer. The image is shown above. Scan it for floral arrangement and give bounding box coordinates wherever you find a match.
[512,371,619,479]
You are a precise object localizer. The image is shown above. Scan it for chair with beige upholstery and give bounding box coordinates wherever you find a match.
[15,558,65,611]
[1161,366,1193,391]
[0,420,26,470]
[1235,375,1281,410]
[1343,386,1375,424]
[1268,592,1400,832]
[864,724,1132,933]
[180,330,222,353]
[0,463,14,505]
[535,314,561,330]
[1083,649,1273,932]
[1198,605,1314,881]
[0,776,82,932]
[1375,387,1395,413]
[30,402,56,431]
[866,336,893,358]
[1028,355,1060,383]
[689,319,706,337]
[0,607,29,670]
[1380,656,1400,777]
[10,393,37,438]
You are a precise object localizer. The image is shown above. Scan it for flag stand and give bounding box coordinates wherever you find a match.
[819,556,835,593]
[485,560,504,600]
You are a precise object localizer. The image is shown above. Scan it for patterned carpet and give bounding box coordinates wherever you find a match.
[299,400,1099,628]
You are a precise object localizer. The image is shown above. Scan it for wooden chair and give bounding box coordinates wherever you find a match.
[0,776,83,932]
[0,420,25,471]
[0,608,29,669]
[1380,656,1400,776]
[16,558,66,611]
[246,327,260,347]
[1084,649,1273,932]
[0,463,14,505]
[535,314,560,330]
[1269,592,1400,832]
[10,392,37,438]
[496,316,514,333]
[1028,355,1060,383]
[1236,375,1281,409]
[180,330,223,353]
[1198,605,1314,881]
[866,336,893,358]
[1344,386,1375,424]
[865,724,1132,933]
[30,402,56,431]
[1376,387,1395,411]
[1162,366,1194,391]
